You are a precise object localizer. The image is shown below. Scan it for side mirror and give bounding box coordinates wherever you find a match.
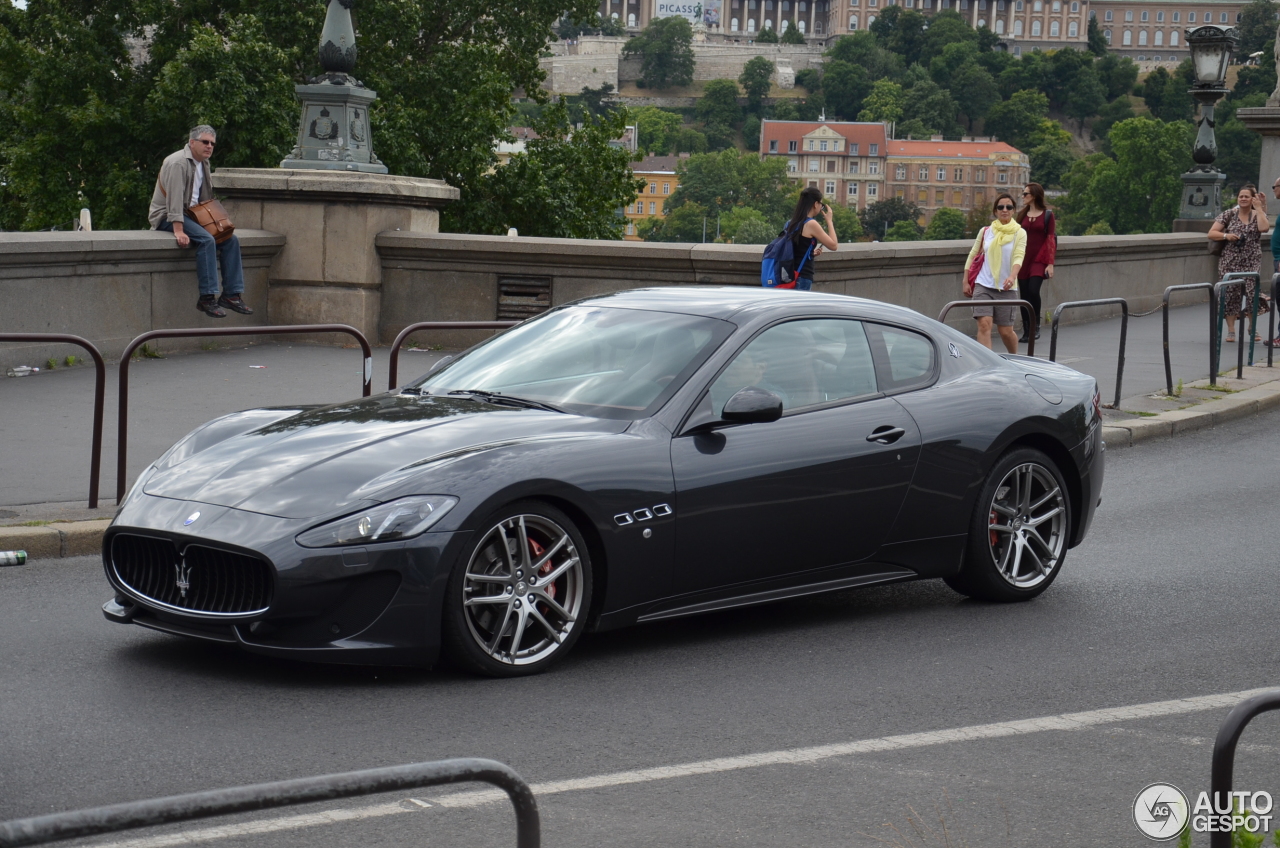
[722,386,783,424]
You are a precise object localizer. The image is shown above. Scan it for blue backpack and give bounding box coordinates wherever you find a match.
[760,218,815,289]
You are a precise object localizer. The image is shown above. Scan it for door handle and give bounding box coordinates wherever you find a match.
[867,426,906,444]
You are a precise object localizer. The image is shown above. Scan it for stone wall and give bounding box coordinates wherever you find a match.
[375,231,1217,349]
[539,56,619,95]
[0,230,283,371]
[539,41,824,93]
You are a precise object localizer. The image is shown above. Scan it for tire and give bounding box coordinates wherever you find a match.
[945,448,1072,603]
[442,501,593,677]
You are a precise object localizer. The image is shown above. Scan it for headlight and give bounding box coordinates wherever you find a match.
[296,495,458,548]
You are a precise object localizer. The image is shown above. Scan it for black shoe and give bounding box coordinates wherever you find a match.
[197,295,226,318]
[218,293,253,315]
[1034,327,1041,340]
[1018,330,1031,343]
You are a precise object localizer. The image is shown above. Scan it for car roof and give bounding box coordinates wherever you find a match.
[570,286,922,325]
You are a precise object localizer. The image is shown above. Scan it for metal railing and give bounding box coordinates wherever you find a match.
[1209,689,1280,848]
[1213,277,1261,382]
[0,334,106,508]
[1048,299,1128,409]
[936,300,1037,358]
[388,321,518,391]
[0,757,539,848]
[1162,283,1217,396]
[115,325,373,503]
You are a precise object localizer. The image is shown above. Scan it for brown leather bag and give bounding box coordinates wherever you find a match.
[187,199,235,244]
[157,171,235,244]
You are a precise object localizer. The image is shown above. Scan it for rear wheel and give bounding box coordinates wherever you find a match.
[945,448,1071,602]
[442,501,592,677]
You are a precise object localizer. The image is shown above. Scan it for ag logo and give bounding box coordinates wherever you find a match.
[1134,783,1190,841]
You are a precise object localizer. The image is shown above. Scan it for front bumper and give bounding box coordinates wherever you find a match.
[1069,418,1105,547]
[102,493,470,667]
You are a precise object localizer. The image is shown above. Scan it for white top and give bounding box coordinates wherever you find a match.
[190,163,203,208]
[976,227,1018,292]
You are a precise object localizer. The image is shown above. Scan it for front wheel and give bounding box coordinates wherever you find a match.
[442,501,592,677]
[945,448,1071,602]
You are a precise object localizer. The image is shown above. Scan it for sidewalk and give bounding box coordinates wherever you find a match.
[1,302,1274,556]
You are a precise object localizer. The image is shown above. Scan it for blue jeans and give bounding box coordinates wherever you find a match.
[796,276,813,291]
[158,215,243,297]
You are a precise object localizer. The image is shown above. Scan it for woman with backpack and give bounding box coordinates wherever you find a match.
[963,193,1027,353]
[1016,183,1056,343]
[786,187,839,290]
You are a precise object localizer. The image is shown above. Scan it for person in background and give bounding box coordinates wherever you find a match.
[1209,184,1270,343]
[964,193,1027,353]
[1269,179,1280,347]
[1016,183,1056,343]
[786,186,838,291]
[148,125,251,319]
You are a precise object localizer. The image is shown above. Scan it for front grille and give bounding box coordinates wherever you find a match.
[111,534,274,616]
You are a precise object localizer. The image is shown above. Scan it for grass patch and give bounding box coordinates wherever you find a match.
[1122,410,1159,417]
[15,520,52,526]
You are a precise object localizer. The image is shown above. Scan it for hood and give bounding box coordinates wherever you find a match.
[144,394,626,518]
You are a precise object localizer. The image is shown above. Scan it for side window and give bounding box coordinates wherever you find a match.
[866,324,937,393]
[708,319,878,414]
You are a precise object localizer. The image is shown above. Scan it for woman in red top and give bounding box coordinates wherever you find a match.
[1016,183,1057,343]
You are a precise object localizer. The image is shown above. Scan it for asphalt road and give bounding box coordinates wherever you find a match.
[0,302,1231,507]
[3,407,1280,847]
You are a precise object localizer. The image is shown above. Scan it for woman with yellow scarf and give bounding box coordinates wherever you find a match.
[963,193,1028,352]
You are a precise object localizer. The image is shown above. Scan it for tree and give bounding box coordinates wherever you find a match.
[924,207,966,240]
[1095,54,1139,100]
[901,79,961,137]
[1235,37,1277,99]
[822,61,872,121]
[860,197,922,238]
[697,79,742,128]
[869,5,903,41]
[920,11,979,64]
[1091,95,1135,150]
[1086,15,1108,56]
[795,68,822,92]
[884,219,923,241]
[858,79,906,123]
[826,31,905,83]
[633,106,683,154]
[984,89,1049,149]
[1076,117,1194,233]
[780,21,807,43]
[458,100,643,239]
[796,91,826,121]
[739,56,775,114]
[755,25,779,43]
[577,82,616,118]
[667,150,793,219]
[0,0,601,233]
[742,114,762,151]
[1156,60,1196,123]
[733,217,778,244]
[770,99,800,120]
[672,127,709,154]
[1216,92,1267,193]
[930,41,981,88]
[1236,0,1279,56]
[1064,65,1107,131]
[951,61,1000,131]
[640,200,709,241]
[1027,119,1076,187]
[1142,67,1171,118]
[623,15,695,89]
[830,202,865,241]
[719,205,771,242]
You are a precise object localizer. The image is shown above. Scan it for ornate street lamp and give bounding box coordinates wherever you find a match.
[1175,24,1239,227]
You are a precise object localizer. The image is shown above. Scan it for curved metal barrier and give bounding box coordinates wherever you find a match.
[936,300,1037,358]
[115,325,373,502]
[1048,299,1128,409]
[1209,689,1280,848]
[0,757,539,848]
[0,334,106,508]
[1213,278,1260,382]
[388,321,519,390]
[1162,283,1217,396]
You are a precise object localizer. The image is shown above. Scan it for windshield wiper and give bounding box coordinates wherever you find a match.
[398,386,424,395]
[446,389,567,414]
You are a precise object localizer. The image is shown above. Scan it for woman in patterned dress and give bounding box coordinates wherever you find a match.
[1209,185,1271,342]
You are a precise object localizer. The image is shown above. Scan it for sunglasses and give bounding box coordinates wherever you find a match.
[996,205,1015,211]
[1022,192,1032,196]
[195,139,216,147]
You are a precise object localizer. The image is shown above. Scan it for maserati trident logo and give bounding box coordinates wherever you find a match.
[184,511,200,526]
[174,557,193,599]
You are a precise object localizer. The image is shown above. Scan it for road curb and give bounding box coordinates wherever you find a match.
[1102,379,1280,450]
[0,519,110,562]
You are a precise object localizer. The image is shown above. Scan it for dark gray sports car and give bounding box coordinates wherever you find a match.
[103,287,1104,676]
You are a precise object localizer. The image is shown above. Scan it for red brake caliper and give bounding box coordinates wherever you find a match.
[529,538,556,600]
[990,511,1000,547]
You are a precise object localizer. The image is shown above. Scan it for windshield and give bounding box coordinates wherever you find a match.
[410,306,734,420]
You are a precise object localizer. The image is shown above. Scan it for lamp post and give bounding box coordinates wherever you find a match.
[1174,25,1238,231]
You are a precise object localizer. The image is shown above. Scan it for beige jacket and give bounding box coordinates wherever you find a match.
[148,146,213,229]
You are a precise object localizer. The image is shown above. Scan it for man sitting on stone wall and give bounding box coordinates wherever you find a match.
[148,125,252,319]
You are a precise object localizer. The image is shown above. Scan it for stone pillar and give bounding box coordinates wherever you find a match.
[212,168,458,342]
[1235,106,1280,274]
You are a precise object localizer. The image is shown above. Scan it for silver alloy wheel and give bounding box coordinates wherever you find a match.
[985,462,1067,589]
[462,514,585,667]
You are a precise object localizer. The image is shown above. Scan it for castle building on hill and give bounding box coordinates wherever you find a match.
[596,0,1245,63]
[760,120,1029,224]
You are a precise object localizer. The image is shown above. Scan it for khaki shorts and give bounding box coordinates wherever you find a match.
[972,285,1019,327]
